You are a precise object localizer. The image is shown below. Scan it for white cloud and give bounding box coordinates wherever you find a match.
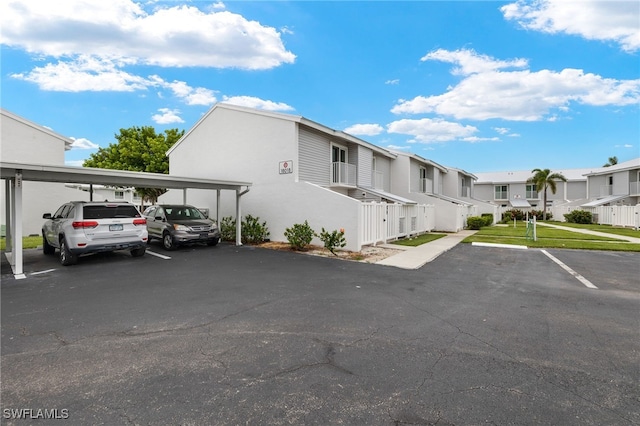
[421,48,528,75]
[0,0,295,69]
[501,0,640,52]
[493,127,509,135]
[162,80,217,106]
[387,118,478,143]
[69,137,100,150]
[344,123,384,136]
[462,136,500,143]
[65,159,86,167]
[385,79,400,85]
[221,96,294,111]
[152,108,185,124]
[11,57,149,92]
[392,49,640,121]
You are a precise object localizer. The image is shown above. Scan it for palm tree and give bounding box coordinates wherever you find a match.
[527,169,567,220]
[603,156,618,167]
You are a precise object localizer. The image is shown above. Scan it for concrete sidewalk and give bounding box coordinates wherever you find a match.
[537,222,640,244]
[376,230,477,269]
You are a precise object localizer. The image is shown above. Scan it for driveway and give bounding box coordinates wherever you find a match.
[2,243,639,425]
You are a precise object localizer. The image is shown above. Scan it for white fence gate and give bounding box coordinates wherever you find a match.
[549,204,640,229]
[360,202,435,246]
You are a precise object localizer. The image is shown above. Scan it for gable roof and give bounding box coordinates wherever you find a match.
[389,150,448,173]
[167,103,396,159]
[1,108,73,151]
[583,157,640,176]
[474,167,590,183]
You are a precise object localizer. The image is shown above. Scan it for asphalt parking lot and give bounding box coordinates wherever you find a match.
[2,242,639,425]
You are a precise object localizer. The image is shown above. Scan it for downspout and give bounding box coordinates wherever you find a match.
[235,186,250,246]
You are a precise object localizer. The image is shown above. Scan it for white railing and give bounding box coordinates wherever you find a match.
[630,182,640,195]
[420,178,433,193]
[550,204,640,229]
[526,190,538,199]
[373,170,384,190]
[359,202,435,246]
[461,187,470,198]
[331,162,356,186]
[600,185,613,196]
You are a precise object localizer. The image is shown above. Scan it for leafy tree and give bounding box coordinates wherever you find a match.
[527,168,567,220]
[603,156,618,167]
[83,126,184,205]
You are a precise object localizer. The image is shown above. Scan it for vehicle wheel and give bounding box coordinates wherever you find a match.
[59,237,78,266]
[162,232,176,251]
[131,247,146,257]
[43,232,55,255]
[207,237,219,247]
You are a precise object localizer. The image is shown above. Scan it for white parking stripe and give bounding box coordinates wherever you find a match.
[540,250,598,289]
[146,250,171,260]
[30,269,56,276]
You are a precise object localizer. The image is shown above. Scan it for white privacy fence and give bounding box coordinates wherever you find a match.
[550,204,640,229]
[359,202,435,246]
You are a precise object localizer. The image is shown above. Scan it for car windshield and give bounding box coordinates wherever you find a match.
[164,207,205,220]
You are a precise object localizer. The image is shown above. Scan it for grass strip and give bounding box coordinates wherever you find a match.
[391,233,447,247]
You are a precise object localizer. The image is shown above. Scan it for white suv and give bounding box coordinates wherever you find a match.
[42,201,148,266]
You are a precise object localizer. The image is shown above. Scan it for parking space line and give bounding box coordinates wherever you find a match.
[540,250,598,289]
[30,269,56,276]
[146,250,171,260]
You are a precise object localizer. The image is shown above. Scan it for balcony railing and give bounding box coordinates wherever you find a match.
[630,182,640,195]
[331,162,356,186]
[420,178,433,193]
[461,187,470,198]
[600,185,613,196]
[526,190,538,199]
[372,170,384,190]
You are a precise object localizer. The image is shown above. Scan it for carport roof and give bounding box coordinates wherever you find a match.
[1,161,251,190]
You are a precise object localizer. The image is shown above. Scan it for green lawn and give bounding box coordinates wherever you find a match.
[545,221,640,238]
[391,233,447,247]
[1,236,42,250]
[463,222,640,252]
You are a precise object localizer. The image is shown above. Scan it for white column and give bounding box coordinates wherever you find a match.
[216,190,220,225]
[12,172,25,278]
[235,188,242,246]
[5,179,12,253]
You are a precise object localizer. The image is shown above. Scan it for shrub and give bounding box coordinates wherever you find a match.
[530,209,552,220]
[220,216,236,241]
[564,210,593,224]
[241,214,270,244]
[466,216,486,230]
[481,213,494,226]
[284,221,315,251]
[317,228,346,255]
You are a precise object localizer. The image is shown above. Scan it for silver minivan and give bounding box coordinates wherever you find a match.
[42,201,148,265]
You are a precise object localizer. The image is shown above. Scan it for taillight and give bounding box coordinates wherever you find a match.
[72,221,99,229]
[133,218,147,226]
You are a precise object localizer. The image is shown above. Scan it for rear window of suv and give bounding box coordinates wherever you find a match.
[83,205,141,219]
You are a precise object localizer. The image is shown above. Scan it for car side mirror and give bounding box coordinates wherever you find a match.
[43,213,52,219]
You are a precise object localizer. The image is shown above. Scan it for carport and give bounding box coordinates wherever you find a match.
[1,161,251,279]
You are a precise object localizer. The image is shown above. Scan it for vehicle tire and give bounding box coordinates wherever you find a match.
[162,232,176,251]
[207,237,219,247]
[131,247,146,257]
[59,237,78,266]
[43,232,55,255]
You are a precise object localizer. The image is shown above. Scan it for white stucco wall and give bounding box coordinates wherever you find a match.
[1,110,90,236]
[165,106,364,251]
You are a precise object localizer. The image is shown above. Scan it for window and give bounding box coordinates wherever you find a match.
[332,144,347,163]
[419,167,428,193]
[526,184,537,199]
[114,191,124,200]
[495,185,508,200]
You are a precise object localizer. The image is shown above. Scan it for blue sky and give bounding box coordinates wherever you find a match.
[1,0,638,173]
